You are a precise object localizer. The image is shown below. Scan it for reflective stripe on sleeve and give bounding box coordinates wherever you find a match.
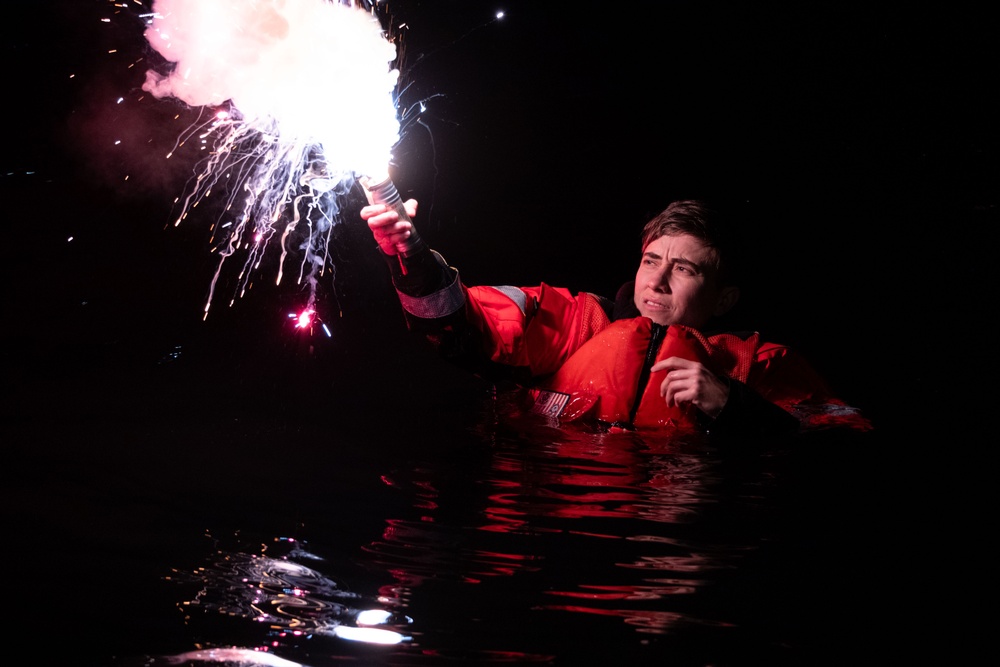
[397,272,466,319]
[490,285,528,315]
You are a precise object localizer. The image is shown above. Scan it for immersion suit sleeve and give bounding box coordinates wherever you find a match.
[380,245,454,298]
[380,245,504,376]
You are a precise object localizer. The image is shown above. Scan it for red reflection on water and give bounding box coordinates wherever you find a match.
[364,515,543,589]
[540,604,733,634]
[552,579,701,600]
[366,414,720,637]
[478,426,709,530]
[546,581,697,600]
[419,648,556,663]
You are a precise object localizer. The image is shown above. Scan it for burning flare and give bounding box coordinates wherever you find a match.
[141,0,403,318]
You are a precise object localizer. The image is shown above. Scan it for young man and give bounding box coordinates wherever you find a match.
[360,198,868,438]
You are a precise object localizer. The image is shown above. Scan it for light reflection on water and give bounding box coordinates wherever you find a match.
[360,419,750,647]
[159,535,412,662]
[110,391,873,666]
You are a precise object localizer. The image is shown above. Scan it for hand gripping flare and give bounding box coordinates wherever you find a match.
[360,174,426,257]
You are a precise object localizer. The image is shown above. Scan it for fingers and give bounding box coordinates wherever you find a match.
[359,203,390,221]
[658,364,729,418]
[363,205,409,233]
[649,360,670,374]
[650,356,695,374]
[655,357,698,407]
[361,200,419,228]
[361,199,418,257]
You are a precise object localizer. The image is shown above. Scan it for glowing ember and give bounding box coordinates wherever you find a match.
[294,308,315,328]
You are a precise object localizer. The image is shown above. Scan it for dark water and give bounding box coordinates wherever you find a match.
[4,320,901,667]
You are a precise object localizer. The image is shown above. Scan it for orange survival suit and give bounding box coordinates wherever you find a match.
[384,249,870,438]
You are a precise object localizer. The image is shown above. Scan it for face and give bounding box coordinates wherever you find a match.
[633,233,738,328]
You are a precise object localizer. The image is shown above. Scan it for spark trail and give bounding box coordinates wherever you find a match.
[140,0,403,320]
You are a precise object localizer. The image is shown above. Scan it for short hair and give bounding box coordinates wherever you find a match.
[640,199,743,287]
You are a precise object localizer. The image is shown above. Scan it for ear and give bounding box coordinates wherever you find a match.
[713,286,740,317]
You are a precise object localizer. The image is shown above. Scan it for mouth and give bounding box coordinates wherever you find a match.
[642,298,669,311]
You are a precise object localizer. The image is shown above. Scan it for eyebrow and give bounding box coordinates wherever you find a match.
[642,250,704,273]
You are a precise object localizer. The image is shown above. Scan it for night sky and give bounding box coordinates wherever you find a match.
[3,1,997,430]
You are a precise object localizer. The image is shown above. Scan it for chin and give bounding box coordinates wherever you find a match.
[640,312,673,326]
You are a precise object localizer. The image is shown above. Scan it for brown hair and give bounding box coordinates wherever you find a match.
[640,199,742,287]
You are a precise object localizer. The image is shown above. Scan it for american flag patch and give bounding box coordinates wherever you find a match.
[530,390,570,418]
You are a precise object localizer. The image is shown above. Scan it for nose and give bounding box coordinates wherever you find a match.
[647,265,671,292]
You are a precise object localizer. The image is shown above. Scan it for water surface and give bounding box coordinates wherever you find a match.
[4,332,890,666]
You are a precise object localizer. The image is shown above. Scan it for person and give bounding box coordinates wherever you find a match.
[360,197,870,439]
